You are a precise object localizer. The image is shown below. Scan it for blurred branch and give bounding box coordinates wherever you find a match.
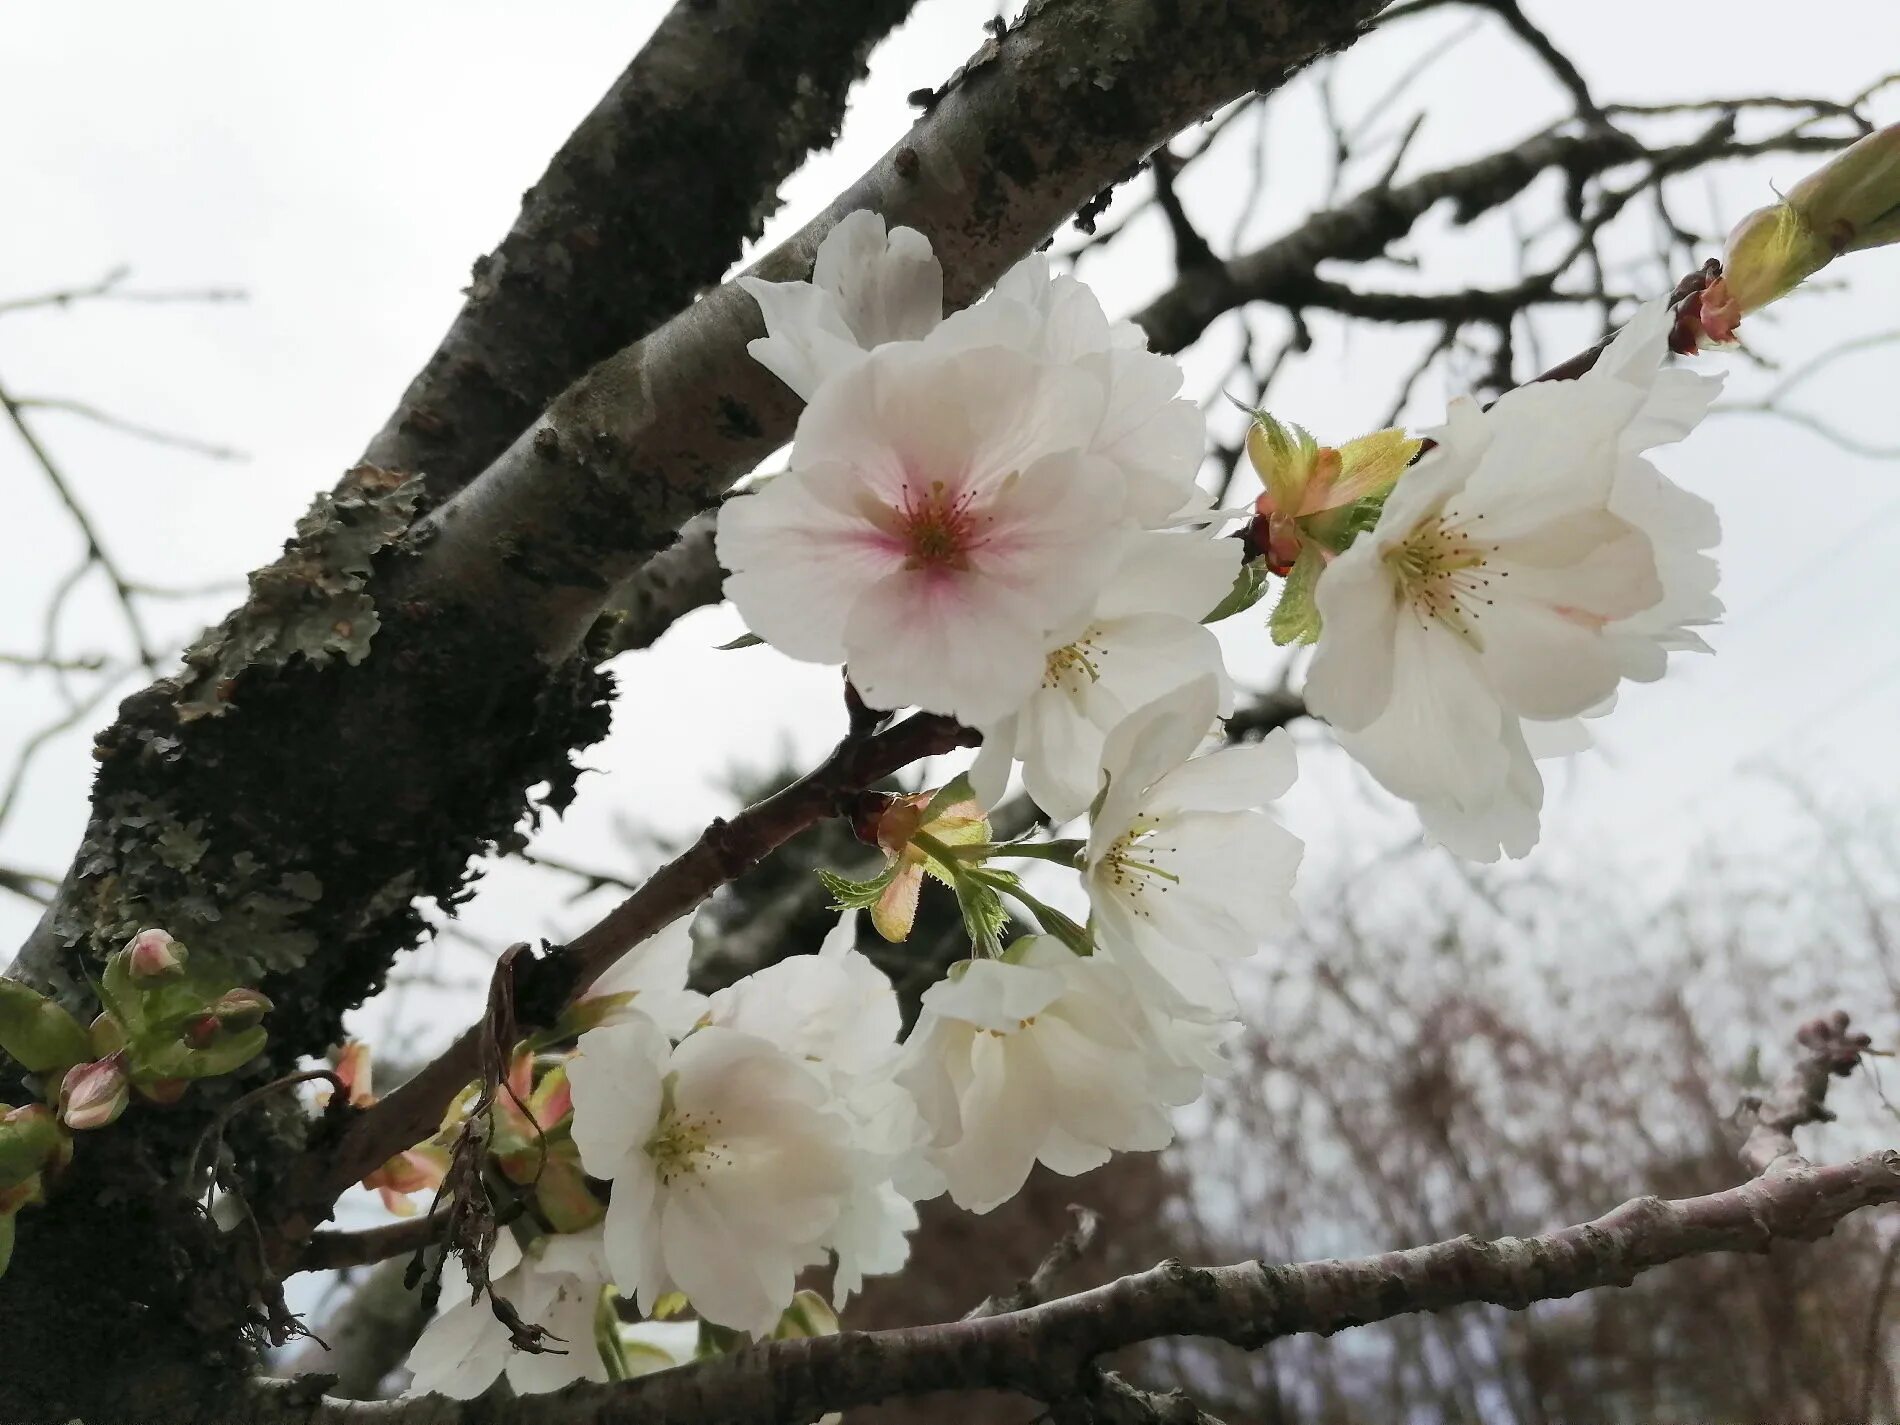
[0,265,243,316]
[0,375,160,671]
[283,1256,431,1401]
[11,394,246,461]
[0,866,58,907]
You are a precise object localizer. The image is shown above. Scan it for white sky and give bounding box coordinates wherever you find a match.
[3,0,1899,1001]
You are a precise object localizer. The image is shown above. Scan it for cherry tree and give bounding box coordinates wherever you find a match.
[1,4,1898,1422]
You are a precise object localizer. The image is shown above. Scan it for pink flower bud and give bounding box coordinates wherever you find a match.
[182,1015,221,1049]
[58,1057,129,1131]
[123,928,186,985]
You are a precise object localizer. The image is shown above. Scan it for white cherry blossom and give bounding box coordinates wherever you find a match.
[969,530,1240,820]
[1084,677,1303,1018]
[895,938,1202,1213]
[568,1018,856,1339]
[1305,298,1720,860]
[705,913,925,1302]
[717,339,1128,724]
[740,209,941,400]
[931,253,1206,524]
[405,1227,613,1399]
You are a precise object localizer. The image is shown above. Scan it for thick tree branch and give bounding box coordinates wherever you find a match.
[2,15,1377,1410]
[405,0,1387,662]
[360,0,919,503]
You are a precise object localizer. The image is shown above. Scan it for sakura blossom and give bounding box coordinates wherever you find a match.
[969,529,1240,820]
[1083,677,1303,1018]
[894,938,1203,1213]
[706,913,926,1302]
[574,915,708,1040]
[567,1017,858,1339]
[405,1227,614,1399]
[740,208,942,400]
[1303,297,1721,860]
[717,337,1128,724]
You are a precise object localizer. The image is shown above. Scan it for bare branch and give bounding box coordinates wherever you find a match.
[967,1204,1104,1320]
[0,266,244,317]
[11,394,246,461]
[0,376,160,670]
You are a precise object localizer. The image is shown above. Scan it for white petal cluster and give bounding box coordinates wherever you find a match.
[1085,677,1303,1018]
[718,212,1210,728]
[567,1015,859,1341]
[1303,298,1721,859]
[704,913,925,1304]
[894,937,1201,1213]
[406,1228,614,1399]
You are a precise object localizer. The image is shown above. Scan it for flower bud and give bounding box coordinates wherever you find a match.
[0,981,92,1077]
[532,1156,606,1233]
[1697,125,1900,345]
[0,1106,60,1188]
[122,928,187,985]
[1245,413,1321,521]
[210,988,272,1032]
[182,1014,221,1049]
[59,1057,129,1131]
[1786,122,1900,256]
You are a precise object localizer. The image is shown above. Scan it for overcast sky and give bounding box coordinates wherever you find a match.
[3,0,1898,1008]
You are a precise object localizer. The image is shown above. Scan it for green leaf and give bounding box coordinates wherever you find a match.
[0,1213,14,1279]
[0,982,91,1076]
[136,1026,268,1082]
[817,864,899,912]
[1203,558,1271,624]
[1269,545,1326,647]
[715,632,765,651]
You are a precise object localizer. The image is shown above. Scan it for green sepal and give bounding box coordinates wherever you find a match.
[715,632,765,651]
[1269,544,1326,647]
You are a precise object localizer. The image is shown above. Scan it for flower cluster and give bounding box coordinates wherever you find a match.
[1302,299,1721,859]
[402,198,1757,1394]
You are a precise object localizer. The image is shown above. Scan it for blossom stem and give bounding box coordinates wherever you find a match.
[967,871,1094,957]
